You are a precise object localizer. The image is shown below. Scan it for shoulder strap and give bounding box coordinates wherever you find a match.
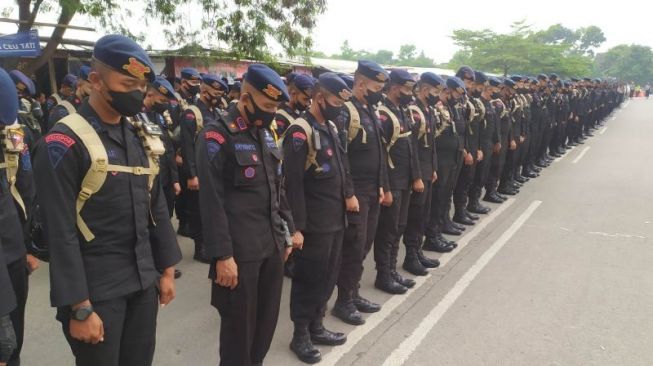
[58,114,160,242]
[59,100,77,116]
[0,124,26,219]
[407,105,427,141]
[52,94,62,105]
[286,118,319,171]
[376,105,410,169]
[344,101,365,144]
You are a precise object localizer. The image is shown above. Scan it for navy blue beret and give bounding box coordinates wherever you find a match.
[318,72,352,101]
[93,34,154,82]
[0,68,18,125]
[389,69,415,86]
[455,66,475,81]
[231,81,242,91]
[503,78,517,88]
[338,73,355,89]
[286,72,297,84]
[203,74,228,91]
[9,70,35,96]
[583,77,591,82]
[549,73,559,80]
[445,76,466,94]
[594,78,602,83]
[78,66,91,81]
[244,64,289,102]
[174,76,182,84]
[571,77,580,82]
[291,74,315,95]
[62,74,77,87]
[488,76,502,87]
[474,71,488,84]
[153,76,178,101]
[357,60,389,83]
[180,67,201,80]
[420,72,445,88]
[537,74,548,81]
[529,77,539,85]
[510,75,523,82]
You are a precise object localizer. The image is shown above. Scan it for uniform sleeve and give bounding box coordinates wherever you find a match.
[47,105,70,133]
[281,126,309,232]
[341,109,355,198]
[408,112,422,181]
[33,131,90,307]
[274,114,291,137]
[377,111,391,192]
[196,127,233,259]
[0,243,17,317]
[180,109,199,177]
[148,175,182,270]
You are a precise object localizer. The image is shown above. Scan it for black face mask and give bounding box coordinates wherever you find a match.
[187,84,200,95]
[426,94,438,106]
[472,90,482,98]
[492,92,501,99]
[245,94,276,126]
[295,101,309,112]
[398,92,413,106]
[107,89,145,117]
[152,102,169,114]
[319,98,343,122]
[365,89,383,106]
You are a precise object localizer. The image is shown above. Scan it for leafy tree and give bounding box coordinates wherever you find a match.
[5,0,327,73]
[595,44,653,83]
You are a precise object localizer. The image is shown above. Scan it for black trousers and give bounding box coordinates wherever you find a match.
[163,184,175,218]
[404,180,433,249]
[486,144,507,193]
[426,156,459,239]
[470,147,493,199]
[453,160,476,210]
[337,190,381,301]
[61,286,158,366]
[291,230,344,326]
[175,169,189,224]
[7,257,27,366]
[500,146,516,187]
[374,189,411,273]
[212,252,283,366]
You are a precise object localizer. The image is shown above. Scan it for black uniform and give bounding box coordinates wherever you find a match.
[336,97,388,305]
[375,100,420,275]
[273,104,301,137]
[144,110,179,217]
[33,101,182,366]
[196,106,293,366]
[403,100,438,250]
[179,99,221,257]
[470,96,499,203]
[0,239,17,365]
[283,112,349,330]
[453,97,482,215]
[486,98,511,195]
[46,96,84,132]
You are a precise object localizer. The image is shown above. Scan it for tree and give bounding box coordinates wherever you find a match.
[397,44,416,63]
[595,44,653,83]
[5,0,327,74]
[449,22,597,77]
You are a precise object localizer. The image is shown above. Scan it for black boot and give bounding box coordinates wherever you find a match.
[375,271,408,294]
[310,323,347,346]
[453,210,475,226]
[193,239,211,264]
[403,248,429,276]
[423,236,454,253]
[442,220,463,236]
[291,325,322,364]
[417,247,440,268]
[445,213,466,231]
[467,192,491,214]
[332,299,365,325]
[176,220,192,237]
[391,269,416,288]
[464,208,480,221]
[437,233,458,248]
[353,289,381,313]
[284,258,295,279]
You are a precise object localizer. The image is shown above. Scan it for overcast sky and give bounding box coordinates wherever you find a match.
[1,0,649,63]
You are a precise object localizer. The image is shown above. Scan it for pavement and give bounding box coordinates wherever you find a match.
[20,98,653,366]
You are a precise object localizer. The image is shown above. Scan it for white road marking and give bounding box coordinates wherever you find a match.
[572,146,590,164]
[587,231,646,240]
[381,200,542,366]
[599,127,608,135]
[320,199,517,366]
[623,100,631,108]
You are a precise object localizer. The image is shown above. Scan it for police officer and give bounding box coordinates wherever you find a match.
[490,78,519,197]
[196,63,296,366]
[374,69,422,294]
[402,72,443,276]
[47,66,93,131]
[227,81,241,104]
[179,74,225,263]
[273,73,314,136]
[468,71,496,214]
[497,77,522,196]
[43,73,76,127]
[33,34,181,366]
[0,66,31,366]
[9,70,43,141]
[423,77,466,252]
[284,73,351,364]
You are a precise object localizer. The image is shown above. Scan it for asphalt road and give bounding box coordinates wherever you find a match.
[21,98,652,366]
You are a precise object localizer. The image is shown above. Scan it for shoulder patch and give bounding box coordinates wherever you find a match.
[235,116,247,131]
[378,113,389,122]
[45,133,75,168]
[292,131,307,152]
[205,131,225,144]
[20,144,31,171]
[184,112,196,120]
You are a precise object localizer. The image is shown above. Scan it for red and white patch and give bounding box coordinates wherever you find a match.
[326,148,333,157]
[292,131,307,140]
[205,131,225,144]
[45,133,75,148]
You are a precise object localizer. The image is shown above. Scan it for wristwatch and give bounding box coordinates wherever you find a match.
[70,305,94,321]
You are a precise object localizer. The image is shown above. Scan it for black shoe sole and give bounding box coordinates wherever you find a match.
[310,336,347,346]
[331,309,365,325]
[290,344,322,364]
